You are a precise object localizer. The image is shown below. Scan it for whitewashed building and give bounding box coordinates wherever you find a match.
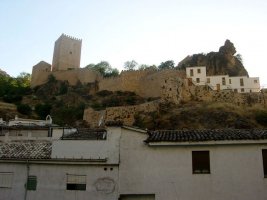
[186,66,260,93]
[0,124,267,200]
[8,115,53,127]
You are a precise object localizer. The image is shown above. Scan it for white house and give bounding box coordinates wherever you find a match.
[186,66,260,93]
[0,125,267,200]
[8,115,53,127]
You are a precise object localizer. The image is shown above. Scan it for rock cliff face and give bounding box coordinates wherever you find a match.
[177,40,249,77]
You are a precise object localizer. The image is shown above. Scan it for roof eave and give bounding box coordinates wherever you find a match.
[146,140,267,146]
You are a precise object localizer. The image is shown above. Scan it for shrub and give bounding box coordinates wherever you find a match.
[17,104,32,115]
[96,90,113,97]
[35,104,52,119]
[3,95,22,103]
[255,111,267,126]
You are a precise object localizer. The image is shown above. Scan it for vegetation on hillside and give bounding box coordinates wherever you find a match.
[0,72,31,101]
[133,102,267,130]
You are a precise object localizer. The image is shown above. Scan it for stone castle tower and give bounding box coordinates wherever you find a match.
[51,34,82,71]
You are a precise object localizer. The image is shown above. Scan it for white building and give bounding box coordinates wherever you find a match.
[186,66,260,93]
[0,125,267,200]
[8,115,53,127]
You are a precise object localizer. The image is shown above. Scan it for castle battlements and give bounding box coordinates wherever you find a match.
[61,33,82,41]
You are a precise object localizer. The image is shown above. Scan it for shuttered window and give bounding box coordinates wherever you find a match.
[192,151,210,174]
[0,172,13,188]
[27,176,37,190]
[66,174,86,191]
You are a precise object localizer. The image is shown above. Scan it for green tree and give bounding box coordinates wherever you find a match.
[85,61,119,77]
[138,64,150,70]
[158,60,175,70]
[236,54,243,64]
[124,60,138,71]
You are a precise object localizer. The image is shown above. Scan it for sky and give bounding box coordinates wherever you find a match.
[0,0,267,87]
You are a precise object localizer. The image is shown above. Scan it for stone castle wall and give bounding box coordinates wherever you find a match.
[99,69,186,98]
[31,64,102,88]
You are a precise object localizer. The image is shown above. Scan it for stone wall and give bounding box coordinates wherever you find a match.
[31,66,102,88]
[99,69,186,98]
[31,61,52,88]
[51,34,82,71]
[163,78,267,106]
[83,101,159,127]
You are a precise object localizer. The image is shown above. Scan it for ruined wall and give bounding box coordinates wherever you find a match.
[83,101,159,127]
[99,69,185,98]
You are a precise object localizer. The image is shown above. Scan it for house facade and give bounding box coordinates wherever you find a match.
[0,125,267,200]
[186,66,260,93]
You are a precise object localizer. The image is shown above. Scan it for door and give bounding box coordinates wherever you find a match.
[216,84,220,91]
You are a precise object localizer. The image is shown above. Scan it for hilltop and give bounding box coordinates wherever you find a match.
[177,40,248,77]
[1,38,267,129]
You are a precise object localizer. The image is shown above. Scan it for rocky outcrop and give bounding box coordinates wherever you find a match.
[177,40,249,77]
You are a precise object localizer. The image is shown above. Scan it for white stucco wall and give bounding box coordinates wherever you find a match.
[186,66,206,84]
[207,75,230,90]
[52,127,121,164]
[119,128,267,200]
[0,163,118,200]
[186,66,260,93]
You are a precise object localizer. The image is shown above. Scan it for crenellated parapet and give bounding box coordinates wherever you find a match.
[61,33,82,41]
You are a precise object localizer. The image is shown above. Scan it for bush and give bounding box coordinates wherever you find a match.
[17,104,32,115]
[35,104,52,119]
[3,95,22,103]
[255,111,267,126]
[51,104,85,126]
[96,90,113,97]
[47,74,56,83]
[59,82,68,95]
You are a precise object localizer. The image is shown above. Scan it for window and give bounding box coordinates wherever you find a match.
[240,78,244,86]
[254,80,258,84]
[0,172,13,188]
[27,176,37,190]
[241,88,245,92]
[192,151,210,174]
[222,77,226,85]
[66,174,86,191]
[190,69,194,77]
[229,79,232,84]
[197,68,201,74]
[262,149,267,178]
[207,78,210,83]
[196,78,200,83]
[234,89,238,93]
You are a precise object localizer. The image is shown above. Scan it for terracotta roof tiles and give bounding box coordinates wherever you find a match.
[0,141,51,159]
[145,129,267,143]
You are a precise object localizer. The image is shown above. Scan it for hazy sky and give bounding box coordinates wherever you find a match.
[0,0,267,87]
